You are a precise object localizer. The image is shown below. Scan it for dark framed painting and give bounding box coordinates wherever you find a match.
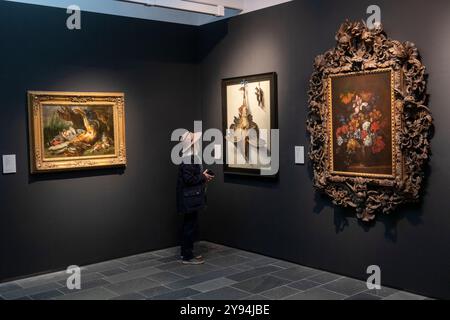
[222,72,278,177]
[28,91,127,173]
[328,68,395,179]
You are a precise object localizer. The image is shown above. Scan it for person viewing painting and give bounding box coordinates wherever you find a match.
[176,131,215,265]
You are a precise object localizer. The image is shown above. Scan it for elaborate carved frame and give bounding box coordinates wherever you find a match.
[307,22,433,221]
[28,91,127,173]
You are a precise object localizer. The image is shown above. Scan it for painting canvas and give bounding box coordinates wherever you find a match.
[28,91,127,173]
[222,73,277,176]
[329,69,394,178]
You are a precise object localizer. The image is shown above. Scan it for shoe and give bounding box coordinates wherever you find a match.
[182,258,205,265]
[180,255,203,260]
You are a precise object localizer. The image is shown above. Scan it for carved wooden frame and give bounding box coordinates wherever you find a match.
[28,91,127,173]
[307,22,433,221]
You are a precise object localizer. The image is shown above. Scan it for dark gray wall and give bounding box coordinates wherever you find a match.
[199,0,450,299]
[1,0,449,300]
[0,1,200,281]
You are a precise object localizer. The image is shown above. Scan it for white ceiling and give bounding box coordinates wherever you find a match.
[4,0,292,26]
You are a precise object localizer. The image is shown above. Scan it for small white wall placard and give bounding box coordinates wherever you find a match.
[2,154,17,174]
[295,146,305,165]
[214,144,222,160]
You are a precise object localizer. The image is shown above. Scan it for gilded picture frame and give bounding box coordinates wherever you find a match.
[307,22,433,221]
[28,91,127,173]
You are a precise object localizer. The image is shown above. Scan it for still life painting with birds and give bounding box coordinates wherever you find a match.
[28,91,127,173]
[222,73,277,176]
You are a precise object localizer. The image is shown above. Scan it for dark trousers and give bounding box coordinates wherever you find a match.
[181,211,198,261]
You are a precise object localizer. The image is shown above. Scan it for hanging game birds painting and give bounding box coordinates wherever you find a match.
[222,73,277,177]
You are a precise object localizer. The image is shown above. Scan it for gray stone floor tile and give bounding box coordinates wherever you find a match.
[119,254,158,265]
[191,287,250,300]
[234,251,266,260]
[245,257,279,268]
[111,292,146,300]
[271,267,321,282]
[260,286,299,299]
[55,287,118,300]
[233,264,254,271]
[232,275,290,294]
[140,286,172,298]
[190,277,237,292]
[207,254,253,268]
[100,268,128,277]
[152,288,200,300]
[2,282,62,300]
[58,278,111,294]
[271,261,299,269]
[30,289,64,300]
[288,279,321,291]
[157,255,180,264]
[57,271,103,286]
[362,286,398,298]
[13,296,32,300]
[227,266,282,282]
[345,292,382,300]
[170,263,220,278]
[215,248,241,256]
[15,271,68,288]
[152,247,179,257]
[123,259,162,271]
[322,277,368,296]
[383,291,427,300]
[105,278,159,295]
[307,272,343,284]
[166,267,240,290]
[0,282,22,293]
[285,287,347,300]
[243,295,270,300]
[147,271,186,284]
[156,261,184,270]
[84,260,127,273]
[104,266,161,283]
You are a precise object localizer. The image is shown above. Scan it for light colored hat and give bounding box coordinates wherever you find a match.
[181,131,202,154]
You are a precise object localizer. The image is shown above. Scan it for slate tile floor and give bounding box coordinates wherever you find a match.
[0,242,430,300]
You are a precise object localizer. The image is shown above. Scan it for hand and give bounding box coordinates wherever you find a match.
[203,170,214,182]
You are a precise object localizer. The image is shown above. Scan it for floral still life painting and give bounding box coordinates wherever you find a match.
[330,69,393,178]
[28,91,127,173]
[307,21,433,221]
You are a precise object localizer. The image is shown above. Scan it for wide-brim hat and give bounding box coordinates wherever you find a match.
[181,131,202,154]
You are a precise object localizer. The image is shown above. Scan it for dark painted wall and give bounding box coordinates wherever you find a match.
[199,0,450,299]
[1,0,449,299]
[0,2,200,281]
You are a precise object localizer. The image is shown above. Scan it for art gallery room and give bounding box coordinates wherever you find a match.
[0,0,449,305]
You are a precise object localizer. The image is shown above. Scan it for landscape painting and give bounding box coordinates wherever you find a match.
[329,69,394,178]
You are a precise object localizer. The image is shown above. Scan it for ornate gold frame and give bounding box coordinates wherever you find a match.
[327,68,396,180]
[307,22,433,221]
[28,91,127,173]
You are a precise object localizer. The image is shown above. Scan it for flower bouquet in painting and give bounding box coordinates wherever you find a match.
[330,70,393,177]
[334,92,388,169]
